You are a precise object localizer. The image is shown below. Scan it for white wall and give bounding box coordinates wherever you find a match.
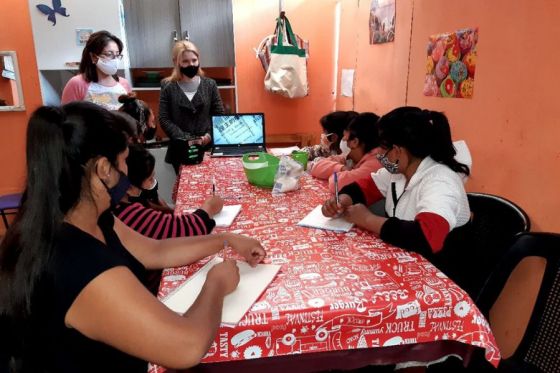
[28,0,127,70]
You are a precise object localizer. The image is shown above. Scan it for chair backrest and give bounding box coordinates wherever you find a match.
[475,232,560,372]
[435,192,530,299]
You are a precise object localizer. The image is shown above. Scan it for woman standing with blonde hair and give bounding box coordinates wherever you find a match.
[159,41,225,172]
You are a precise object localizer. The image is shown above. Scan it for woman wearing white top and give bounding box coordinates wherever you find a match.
[61,30,132,110]
[322,106,471,257]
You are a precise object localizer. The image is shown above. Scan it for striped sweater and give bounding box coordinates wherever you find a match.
[114,202,215,239]
[113,202,215,294]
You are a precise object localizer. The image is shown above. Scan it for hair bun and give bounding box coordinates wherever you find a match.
[118,93,137,104]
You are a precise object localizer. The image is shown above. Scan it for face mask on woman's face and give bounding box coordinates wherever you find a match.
[180,65,199,78]
[320,133,333,150]
[376,149,400,174]
[96,57,119,76]
[102,169,131,208]
[339,139,351,156]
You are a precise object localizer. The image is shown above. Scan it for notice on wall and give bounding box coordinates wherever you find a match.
[341,69,355,97]
[424,27,478,99]
[369,0,395,44]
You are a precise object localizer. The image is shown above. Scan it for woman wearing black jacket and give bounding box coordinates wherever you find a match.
[159,41,224,172]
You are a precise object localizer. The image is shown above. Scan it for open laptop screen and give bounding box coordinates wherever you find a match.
[212,114,265,146]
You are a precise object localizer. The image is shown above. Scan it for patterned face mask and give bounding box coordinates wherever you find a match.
[376,149,400,174]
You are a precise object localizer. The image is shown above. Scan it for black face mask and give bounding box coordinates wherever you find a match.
[101,170,131,208]
[180,65,199,78]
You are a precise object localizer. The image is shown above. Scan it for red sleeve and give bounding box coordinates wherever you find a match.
[356,177,383,206]
[416,212,450,253]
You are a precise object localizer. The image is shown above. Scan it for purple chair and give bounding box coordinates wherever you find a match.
[0,193,22,229]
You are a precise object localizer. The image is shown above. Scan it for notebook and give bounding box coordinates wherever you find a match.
[297,205,354,232]
[162,257,281,326]
[210,113,266,157]
[213,205,242,227]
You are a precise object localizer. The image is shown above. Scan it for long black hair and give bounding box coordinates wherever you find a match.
[319,111,359,152]
[79,30,124,83]
[377,106,470,175]
[126,144,155,188]
[0,102,128,321]
[345,112,380,153]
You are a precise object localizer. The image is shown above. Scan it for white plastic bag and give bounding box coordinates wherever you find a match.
[272,156,304,194]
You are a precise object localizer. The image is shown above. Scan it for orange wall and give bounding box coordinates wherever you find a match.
[337,0,560,232]
[232,0,338,138]
[0,0,43,234]
[4,1,560,233]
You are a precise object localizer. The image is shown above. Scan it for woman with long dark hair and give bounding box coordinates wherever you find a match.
[61,30,132,110]
[0,102,265,372]
[322,106,470,257]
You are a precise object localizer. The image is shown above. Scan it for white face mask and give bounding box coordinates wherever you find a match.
[96,57,119,75]
[320,133,333,150]
[339,139,351,156]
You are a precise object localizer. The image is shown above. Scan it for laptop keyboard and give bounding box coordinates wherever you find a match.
[213,146,264,156]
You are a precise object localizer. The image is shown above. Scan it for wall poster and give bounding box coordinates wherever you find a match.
[424,27,478,99]
[369,0,396,44]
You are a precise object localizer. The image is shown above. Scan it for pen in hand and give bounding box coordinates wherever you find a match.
[334,172,339,206]
[222,240,228,261]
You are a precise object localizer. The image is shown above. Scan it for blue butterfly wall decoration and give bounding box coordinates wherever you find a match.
[36,0,70,26]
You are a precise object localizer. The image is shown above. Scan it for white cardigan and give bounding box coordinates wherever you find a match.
[372,156,471,230]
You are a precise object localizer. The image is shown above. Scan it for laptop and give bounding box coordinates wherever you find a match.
[210,113,266,157]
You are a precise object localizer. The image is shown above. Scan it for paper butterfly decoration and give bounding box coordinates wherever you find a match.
[36,0,70,26]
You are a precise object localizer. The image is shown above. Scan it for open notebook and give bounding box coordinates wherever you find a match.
[297,205,354,232]
[162,257,281,326]
[213,205,242,227]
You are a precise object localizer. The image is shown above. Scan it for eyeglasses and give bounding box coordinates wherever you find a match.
[375,147,392,160]
[99,52,123,60]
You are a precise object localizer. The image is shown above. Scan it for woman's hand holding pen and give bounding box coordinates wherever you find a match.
[223,233,266,267]
[202,195,224,217]
[321,194,353,217]
[207,260,240,296]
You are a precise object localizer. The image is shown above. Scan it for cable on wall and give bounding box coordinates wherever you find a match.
[404,0,415,105]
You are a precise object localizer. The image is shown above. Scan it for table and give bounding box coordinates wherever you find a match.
[149,157,500,372]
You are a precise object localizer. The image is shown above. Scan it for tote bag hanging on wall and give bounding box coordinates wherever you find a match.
[264,16,309,99]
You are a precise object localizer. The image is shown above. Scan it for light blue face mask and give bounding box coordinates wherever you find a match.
[376,149,400,174]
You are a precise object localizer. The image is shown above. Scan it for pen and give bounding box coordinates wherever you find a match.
[222,240,228,261]
[334,172,339,206]
[212,177,216,196]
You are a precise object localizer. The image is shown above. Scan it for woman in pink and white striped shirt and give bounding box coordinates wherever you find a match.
[113,144,222,292]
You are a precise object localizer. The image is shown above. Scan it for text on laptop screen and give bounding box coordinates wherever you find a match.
[212,114,264,145]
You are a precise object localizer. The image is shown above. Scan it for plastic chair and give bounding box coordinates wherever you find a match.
[0,193,22,229]
[472,232,560,372]
[434,192,530,299]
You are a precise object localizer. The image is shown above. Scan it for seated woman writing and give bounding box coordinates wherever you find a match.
[0,102,265,372]
[114,144,223,293]
[322,106,471,258]
[309,112,381,193]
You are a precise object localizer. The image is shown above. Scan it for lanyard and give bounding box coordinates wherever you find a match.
[391,182,405,217]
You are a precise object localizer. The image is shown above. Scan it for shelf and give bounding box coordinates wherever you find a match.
[132,85,236,91]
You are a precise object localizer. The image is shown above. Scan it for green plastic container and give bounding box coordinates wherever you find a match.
[242,152,280,188]
[290,151,309,170]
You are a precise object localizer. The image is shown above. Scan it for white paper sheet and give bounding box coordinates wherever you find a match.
[341,69,355,97]
[297,205,354,232]
[162,257,281,326]
[213,205,242,227]
[269,146,301,156]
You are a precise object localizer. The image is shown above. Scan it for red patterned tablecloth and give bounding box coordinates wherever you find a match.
[149,157,499,372]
